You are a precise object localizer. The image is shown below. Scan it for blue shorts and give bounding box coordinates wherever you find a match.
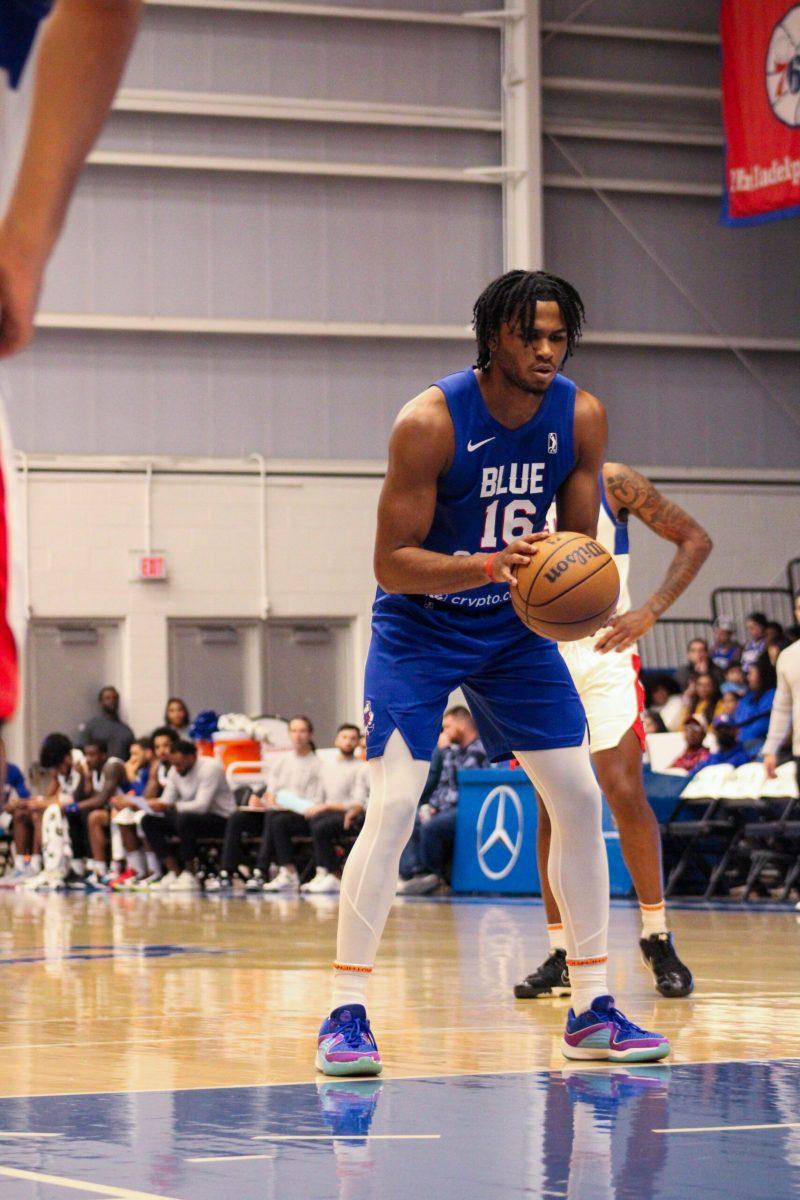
[363,594,586,763]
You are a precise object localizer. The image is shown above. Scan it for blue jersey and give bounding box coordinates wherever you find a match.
[382,367,577,612]
[1,1,52,88]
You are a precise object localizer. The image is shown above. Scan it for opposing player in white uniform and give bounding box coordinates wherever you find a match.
[516,462,712,999]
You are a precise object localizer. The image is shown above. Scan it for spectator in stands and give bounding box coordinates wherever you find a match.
[668,716,710,773]
[724,663,747,694]
[714,689,740,724]
[642,709,666,735]
[397,707,488,895]
[648,676,684,731]
[164,698,191,740]
[125,737,153,796]
[674,639,722,691]
[141,740,235,892]
[680,671,720,730]
[734,659,777,756]
[764,622,789,666]
[111,727,177,889]
[687,718,750,777]
[218,716,323,891]
[741,613,768,672]
[300,724,370,894]
[82,739,129,886]
[709,617,742,671]
[77,687,134,761]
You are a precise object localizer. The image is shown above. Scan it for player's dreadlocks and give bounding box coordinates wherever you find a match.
[472,270,585,370]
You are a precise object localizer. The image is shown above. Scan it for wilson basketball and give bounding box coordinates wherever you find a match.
[511,531,620,641]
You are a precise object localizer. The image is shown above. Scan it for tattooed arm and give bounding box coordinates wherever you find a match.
[594,462,712,654]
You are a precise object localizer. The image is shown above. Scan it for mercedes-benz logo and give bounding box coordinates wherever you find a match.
[476,785,524,881]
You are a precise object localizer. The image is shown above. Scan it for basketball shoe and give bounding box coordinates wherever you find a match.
[640,933,694,997]
[316,1004,382,1076]
[562,995,670,1062]
[514,948,571,998]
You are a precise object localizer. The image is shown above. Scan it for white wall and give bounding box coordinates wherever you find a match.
[7,457,800,765]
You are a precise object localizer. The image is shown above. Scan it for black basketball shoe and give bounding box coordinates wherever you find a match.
[640,932,694,998]
[514,949,571,999]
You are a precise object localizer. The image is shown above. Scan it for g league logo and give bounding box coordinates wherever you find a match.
[476,785,524,881]
[766,5,800,127]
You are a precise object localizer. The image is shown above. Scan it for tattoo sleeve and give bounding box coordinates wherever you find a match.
[604,465,713,618]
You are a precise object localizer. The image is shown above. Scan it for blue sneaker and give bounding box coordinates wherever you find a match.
[562,995,670,1063]
[316,1005,382,1077]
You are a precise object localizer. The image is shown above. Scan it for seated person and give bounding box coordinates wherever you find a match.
[687,717,751,778]
[398,706,488,895]
[675,639,723,691]
[216,715,323,891]
[126,736,153,796]
[140,740,235,892]
[164,697,191,741]
[741,612,768,672]
[680,671,720,730]
[21,734,91,881]
[82,739,129,886]
[111,727,178,889]
[300,723,370,894]
[668,715,710,773]
[709,617,741,671]
[647,676,684,732]
[1,744,34,879]
[734,659,777,756]
[642,709,666,735]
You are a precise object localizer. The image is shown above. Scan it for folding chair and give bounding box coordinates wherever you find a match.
[739,762,800,902]
[663,764,736,897]
[701,762,769,899]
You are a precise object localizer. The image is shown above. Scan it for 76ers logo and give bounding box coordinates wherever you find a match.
[363,700,375,736]
[766,6,800,126]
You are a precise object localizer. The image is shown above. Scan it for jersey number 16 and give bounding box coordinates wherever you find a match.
[480,499,537,549]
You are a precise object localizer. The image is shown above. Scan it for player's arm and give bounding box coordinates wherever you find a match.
[595,463,713,654]
[0,0,143,358]
[78,761,125,811]
[374,389,547,594]
[553,389,607,537]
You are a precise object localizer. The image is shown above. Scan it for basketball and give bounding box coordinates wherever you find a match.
[511,531,620,641]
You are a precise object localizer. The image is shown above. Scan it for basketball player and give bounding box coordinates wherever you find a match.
[316,270,670,1077]
[0,0,141,724]
[515,464,712,1002]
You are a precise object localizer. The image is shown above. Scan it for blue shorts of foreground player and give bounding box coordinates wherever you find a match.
[364,594,587,763]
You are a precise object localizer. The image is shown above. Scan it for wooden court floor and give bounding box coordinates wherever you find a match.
[0,890,797,1098]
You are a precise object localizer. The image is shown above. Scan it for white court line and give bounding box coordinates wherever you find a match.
[0,1131,61,1138]
[186,1153,276,1163]
[654,1122,800,1135]
[251,1133,441,1141]
[0,1165,184,1199]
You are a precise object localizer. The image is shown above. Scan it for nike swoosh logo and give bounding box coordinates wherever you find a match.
[467,437,495,453]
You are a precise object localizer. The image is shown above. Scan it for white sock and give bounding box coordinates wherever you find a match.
[332,729,429,1013]
[30,854,42,872]
[145,851,161,876]
[640,901,669,938]
[127,849,146,877]
[547,922,566,952]
[89,859,104,875]
[515,737,609,1016]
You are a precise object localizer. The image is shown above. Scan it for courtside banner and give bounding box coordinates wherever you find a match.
[721,0,800,225]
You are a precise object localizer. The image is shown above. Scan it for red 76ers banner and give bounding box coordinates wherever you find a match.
[721,0,800,224]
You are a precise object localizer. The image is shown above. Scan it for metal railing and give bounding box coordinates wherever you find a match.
[637,617,714,671]
[711,587,794,633]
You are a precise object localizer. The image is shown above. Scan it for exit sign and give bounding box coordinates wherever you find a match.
[135,554,168,581]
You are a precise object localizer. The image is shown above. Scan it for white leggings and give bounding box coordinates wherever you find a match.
[335,730,608,972]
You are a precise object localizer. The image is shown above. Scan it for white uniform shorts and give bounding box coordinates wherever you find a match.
[558,640,646,754]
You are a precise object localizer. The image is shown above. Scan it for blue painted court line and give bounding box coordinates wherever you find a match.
[0,1061,798,1199]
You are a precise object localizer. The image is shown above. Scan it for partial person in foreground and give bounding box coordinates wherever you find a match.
[317,270,671,1078]
[0,0,142,729]
[515,462,711,1002]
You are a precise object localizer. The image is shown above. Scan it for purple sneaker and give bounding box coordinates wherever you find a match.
[562,995,670,1063]
[316,1004,382,1077]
